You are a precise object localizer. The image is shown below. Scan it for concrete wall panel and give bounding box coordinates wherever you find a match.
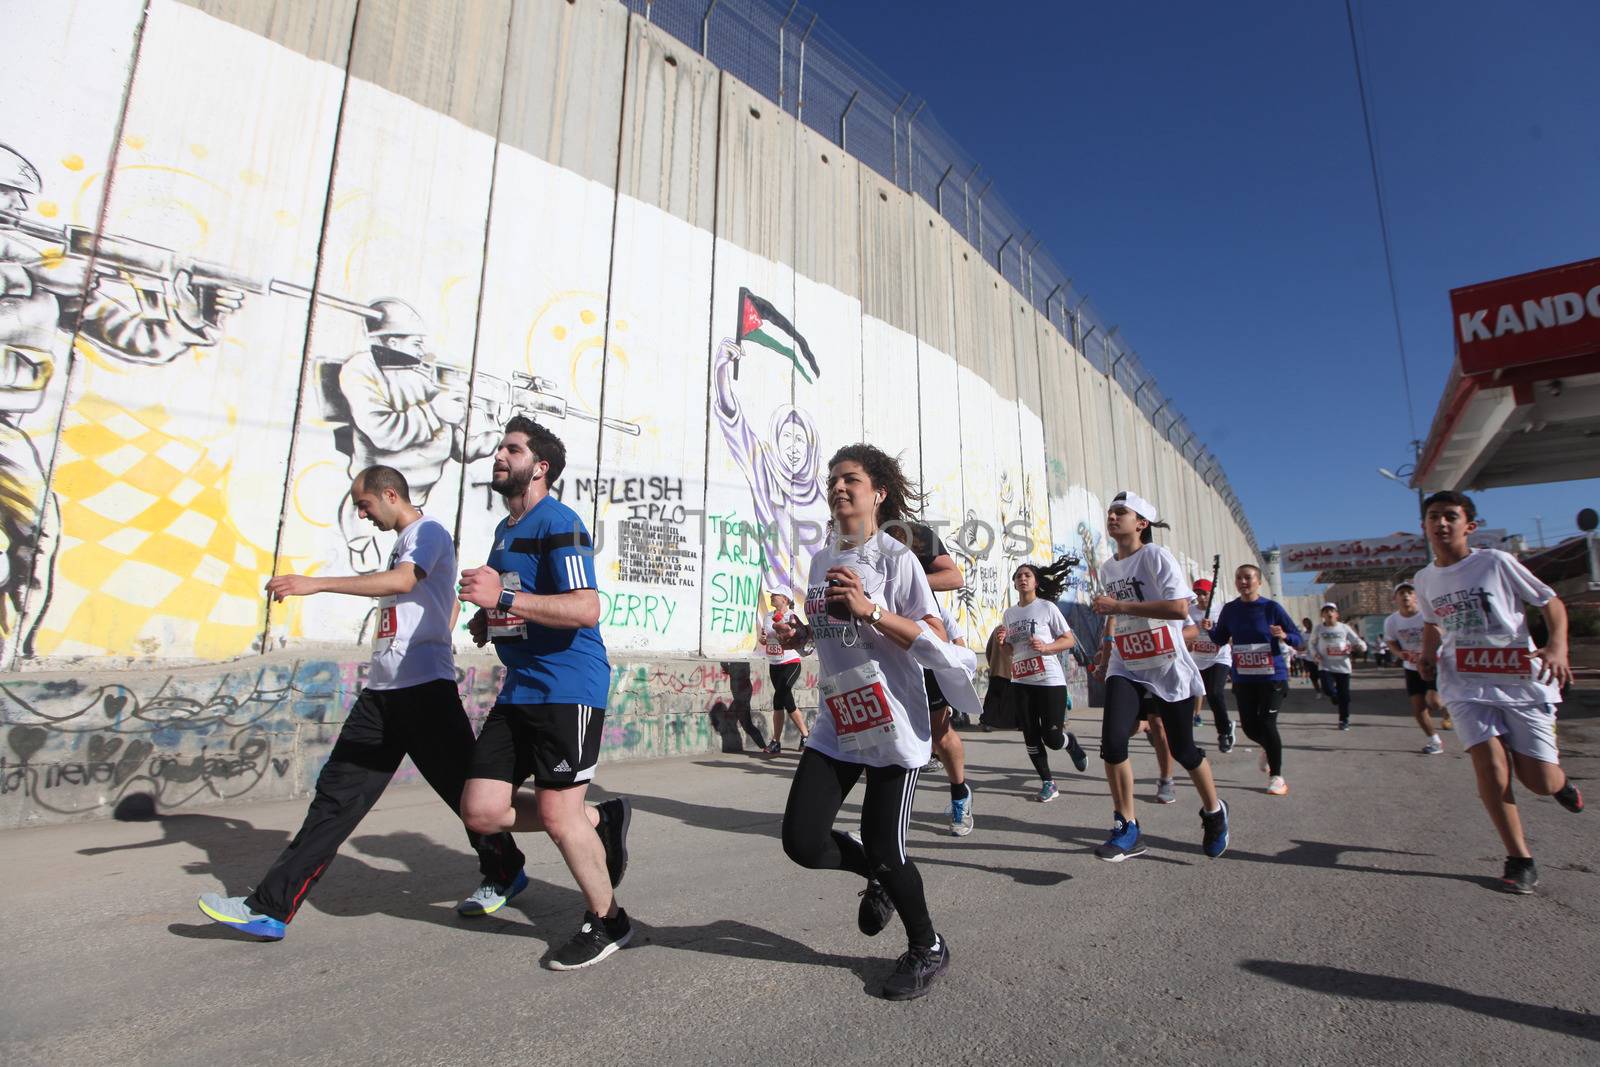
[702,77,798,655]
[859,174,919,460]
[2,0,147,666]
[29,0,353,665]
[911,201,963,534]
[590,17,720,653]
[275,1,508,649]
[498,0,629,183]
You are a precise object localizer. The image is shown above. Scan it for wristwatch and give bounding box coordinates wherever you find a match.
[498,588,517,611]
[866,606,883,625]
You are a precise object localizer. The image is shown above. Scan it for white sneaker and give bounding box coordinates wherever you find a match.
[1154,777,1177,804]
[1266,776,1289,796]
[1421,738,1444,755]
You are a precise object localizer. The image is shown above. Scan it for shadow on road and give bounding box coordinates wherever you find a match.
[1241,959,1600,1043]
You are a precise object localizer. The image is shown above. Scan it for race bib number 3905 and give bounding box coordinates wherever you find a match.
[1233,642,1274,676]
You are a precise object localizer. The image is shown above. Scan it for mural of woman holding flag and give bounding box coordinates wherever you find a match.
[712,288,827,600]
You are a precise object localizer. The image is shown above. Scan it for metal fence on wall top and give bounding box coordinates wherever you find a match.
[624,0,1259,553]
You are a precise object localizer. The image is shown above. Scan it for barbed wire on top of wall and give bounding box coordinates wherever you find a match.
[622,0,1260,555]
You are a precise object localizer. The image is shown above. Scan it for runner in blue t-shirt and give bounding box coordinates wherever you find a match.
[458,417,632,971]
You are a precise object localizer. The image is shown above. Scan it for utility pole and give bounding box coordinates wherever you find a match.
[1534,516,1545,548]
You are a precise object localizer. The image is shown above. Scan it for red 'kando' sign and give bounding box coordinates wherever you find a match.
[1450,257,1600,376]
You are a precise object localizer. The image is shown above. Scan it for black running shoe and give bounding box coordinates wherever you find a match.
[764,739,781,756]
[857,879,896,937]
[1554,782,1584,813]
[1500,856,1538,895]
[1067,733,1088,773]
[546,909,632,970]
[881,936,950,1001]
[595,797,631,888]
[1219,725,1236,754]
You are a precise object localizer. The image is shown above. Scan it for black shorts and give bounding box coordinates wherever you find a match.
[469,703,605,789]
[1403,670,1437,697]
[924,669,949,713]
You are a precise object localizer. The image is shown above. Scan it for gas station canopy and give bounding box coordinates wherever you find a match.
[1413,257,1600,492]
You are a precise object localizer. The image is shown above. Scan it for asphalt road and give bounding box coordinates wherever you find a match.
[2,671,1596,1066]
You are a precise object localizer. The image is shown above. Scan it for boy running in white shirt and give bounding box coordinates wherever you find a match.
[1311,603,1366,729]
[1383,581,1446,754]
[1414,491,1582,894]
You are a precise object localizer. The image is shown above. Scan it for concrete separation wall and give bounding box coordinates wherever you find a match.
[4,0,1264,825]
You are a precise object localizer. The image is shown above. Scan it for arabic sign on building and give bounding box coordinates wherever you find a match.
[1280,530,1508,573]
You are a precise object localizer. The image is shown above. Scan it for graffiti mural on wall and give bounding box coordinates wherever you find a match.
[0,140,254,664]
[712,290,827,603]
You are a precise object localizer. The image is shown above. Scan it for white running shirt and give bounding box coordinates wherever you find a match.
[762,610,803,665]
[1188,602,1232,669]
[1311,622,1365,675]
[1102,544,1204,702]
[368,514,457,691]
[1413,548,1561,707]
[1003,598,1070,687]
[1383,611,1426,672]
[802,530,941,768]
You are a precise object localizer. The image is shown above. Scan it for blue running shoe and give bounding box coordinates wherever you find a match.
[1036,780,1059,803]
[1094,815,1146,862]
[457,868,530,916]
[197,893,285,940]
[1201,799,1230,858]
[949,790,974,836]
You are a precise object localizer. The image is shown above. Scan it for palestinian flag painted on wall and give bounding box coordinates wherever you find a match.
[737,288,821,383]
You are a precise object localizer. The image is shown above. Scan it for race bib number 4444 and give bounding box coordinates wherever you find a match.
[1455,645,1532,677]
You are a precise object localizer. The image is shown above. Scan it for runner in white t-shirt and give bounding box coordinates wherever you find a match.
[1088,492,1230,862]
[1002,558,1087,803]
[1384,581,1446,754]
[1311,604,1366,729]
[760,592,809,755]
[1186,579,1235,754]
[778,444,951,1000]
[1414,491,1582,894]
[196,465,532,940]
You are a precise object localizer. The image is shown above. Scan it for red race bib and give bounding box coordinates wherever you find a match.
[1012,655,1045,680]
[1455,644,1531,677]
[1233,642,1274,676]
[1115,624,1177,671]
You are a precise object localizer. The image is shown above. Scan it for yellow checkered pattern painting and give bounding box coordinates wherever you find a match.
[33,394,304,658]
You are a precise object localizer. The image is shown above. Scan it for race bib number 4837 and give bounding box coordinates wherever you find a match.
[1115,625,1177,671]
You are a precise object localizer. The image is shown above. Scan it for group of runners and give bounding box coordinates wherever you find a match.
[194,419,1584,1001]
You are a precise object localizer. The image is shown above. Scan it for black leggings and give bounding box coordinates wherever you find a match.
[1015,683,1075,783]
[781,748,935,950]
[1101,675,1205,771]
[769,661,801,714]
[1199,663,1232,732]
[1325,670,1352,721]
[1234,680,1287,776]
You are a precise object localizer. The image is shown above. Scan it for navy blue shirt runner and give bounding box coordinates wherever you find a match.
[486,494,610,707]
[1207,597,1304,684]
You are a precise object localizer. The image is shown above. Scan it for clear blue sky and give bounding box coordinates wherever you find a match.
[802,0,1599,589]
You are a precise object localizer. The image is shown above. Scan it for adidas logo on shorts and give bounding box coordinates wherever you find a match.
[553,760,572,773]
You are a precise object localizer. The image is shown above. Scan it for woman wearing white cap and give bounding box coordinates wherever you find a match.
[1089,491,1231,861]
